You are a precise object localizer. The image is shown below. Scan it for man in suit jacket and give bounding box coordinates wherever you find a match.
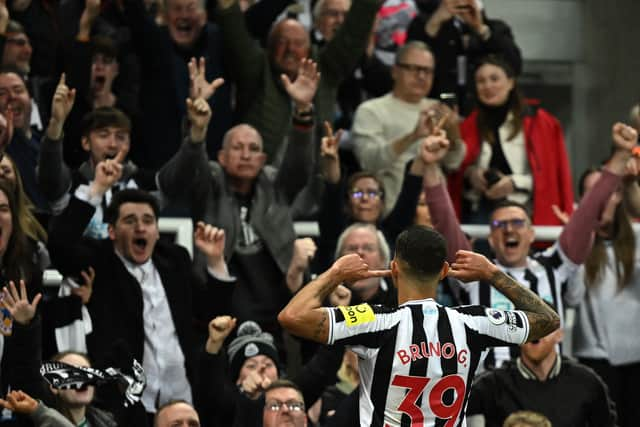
[47,146,232,425]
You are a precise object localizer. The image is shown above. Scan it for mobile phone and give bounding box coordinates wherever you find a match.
[439,93,458,109]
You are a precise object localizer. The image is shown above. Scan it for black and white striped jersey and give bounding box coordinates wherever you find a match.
[326,298,530,427]
[457,242,576,369]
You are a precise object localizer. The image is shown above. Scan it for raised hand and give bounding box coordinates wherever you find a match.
[448,250,498,283]
[79,0,101,37]
[90,147,127,196]
[1,280,41,325]
[412,109,435,141]
[71,267,95,305]
[0,390,38,415]
[321,121,341,161]
[194,222,226,269]
[290,238,317,272]
[0,0,9,34]
[186,97,212,142]
[612,122,638,152]
[419,129,450,165]
[457,0,484,33]
[331,253,391,284]
[321,121,342,184]
[281,58,320,111]
[188,57,224,101]
[48,74,76,139]
[205,315,237,354]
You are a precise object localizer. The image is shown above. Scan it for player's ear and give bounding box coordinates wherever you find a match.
[439,261,449,280]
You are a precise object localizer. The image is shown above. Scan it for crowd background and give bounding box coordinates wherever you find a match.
[0,0,637,426]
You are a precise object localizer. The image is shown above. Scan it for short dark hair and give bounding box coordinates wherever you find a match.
[6,20,26,35]
[91,35,118,60]
[104,189,159,225]
[490,199,531,219]
[0,65,29,91]
[81,107,131,137]
[264,379,304,403]
[394,225,447,281]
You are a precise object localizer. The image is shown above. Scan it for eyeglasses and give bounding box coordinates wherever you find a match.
[264,400,305,412]
[350,190,383,200]
[396,63,434,76]
[490,218,528,230]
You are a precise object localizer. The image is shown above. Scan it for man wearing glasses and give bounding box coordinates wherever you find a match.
[262,380,307,427]
[352,40,465,215]
[421,120,639,370]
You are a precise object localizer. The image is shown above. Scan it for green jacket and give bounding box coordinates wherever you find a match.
[218,0,380,161]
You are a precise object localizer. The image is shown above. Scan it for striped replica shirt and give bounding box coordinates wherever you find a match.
[326,299,530,427]
[458,242,577,369]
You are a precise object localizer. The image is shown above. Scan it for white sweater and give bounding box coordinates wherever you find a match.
[352,93,465,212]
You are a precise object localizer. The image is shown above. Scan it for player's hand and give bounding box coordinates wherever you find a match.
[205,315,237,354]
[448,250,499,282]
[1,280,41,325]
[329,284,352,307]
[0,390,38,415]
[331,253,391,284]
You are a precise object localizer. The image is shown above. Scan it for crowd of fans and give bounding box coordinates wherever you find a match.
[0,0,636,426]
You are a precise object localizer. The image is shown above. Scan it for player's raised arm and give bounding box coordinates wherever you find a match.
[278,254,390,343]
[449,250,560,341]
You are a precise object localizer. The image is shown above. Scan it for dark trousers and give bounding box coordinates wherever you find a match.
[579,357,640,427]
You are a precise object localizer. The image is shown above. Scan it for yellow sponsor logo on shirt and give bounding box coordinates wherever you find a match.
[339,304,375,326]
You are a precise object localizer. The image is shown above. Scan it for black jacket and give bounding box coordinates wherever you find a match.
[48,195,220,425]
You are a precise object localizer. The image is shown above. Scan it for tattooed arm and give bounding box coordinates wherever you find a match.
[278,254,391,343]
[448,250,560,342]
